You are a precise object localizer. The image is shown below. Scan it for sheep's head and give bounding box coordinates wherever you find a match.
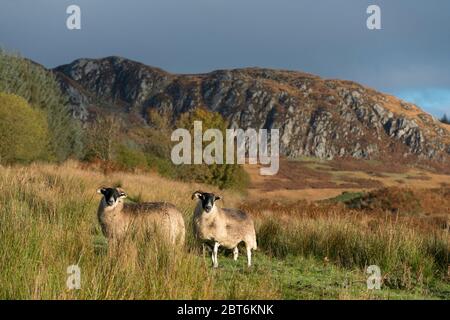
[192,191,221,213]
[97,187,127,207]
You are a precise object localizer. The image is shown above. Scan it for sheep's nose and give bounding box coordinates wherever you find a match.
[205,205,212,212]
[107,199,115,206]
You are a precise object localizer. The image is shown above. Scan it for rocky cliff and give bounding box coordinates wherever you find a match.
[53,56,450,162]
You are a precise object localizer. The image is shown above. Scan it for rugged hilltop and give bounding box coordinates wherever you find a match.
[53,56,450,162]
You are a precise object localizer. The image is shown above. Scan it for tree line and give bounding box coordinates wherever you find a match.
[0,51,248,190]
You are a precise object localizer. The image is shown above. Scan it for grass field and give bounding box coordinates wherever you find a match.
[0,162,449,299]
[245,157,450,201]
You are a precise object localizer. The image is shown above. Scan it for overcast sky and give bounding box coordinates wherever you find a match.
[0,0,449,117]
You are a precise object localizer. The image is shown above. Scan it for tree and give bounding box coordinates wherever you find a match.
[0,50,83,161]
[84,115,123,162]
[440,114,450,125]
[176,107,249,190]
[143,109,174,158]
[0,93,49,164]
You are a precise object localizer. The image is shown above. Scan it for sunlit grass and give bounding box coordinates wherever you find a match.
[0,162,448,299]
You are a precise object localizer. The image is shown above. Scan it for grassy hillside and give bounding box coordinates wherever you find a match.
[0,162,448,299]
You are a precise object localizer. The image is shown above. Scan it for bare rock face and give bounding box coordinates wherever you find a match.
[53,57,450,162]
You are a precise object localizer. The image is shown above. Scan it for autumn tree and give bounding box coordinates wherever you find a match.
[0,50,83,161]
[85,115,123,162]
[176,107,249,190]
[0,93,49,164]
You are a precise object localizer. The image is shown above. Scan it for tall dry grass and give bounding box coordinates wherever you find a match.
[0,162,278,299]
[0,162,448,299]
[242,200,449,290]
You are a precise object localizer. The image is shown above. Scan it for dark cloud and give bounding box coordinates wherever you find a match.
[1,0,449,116]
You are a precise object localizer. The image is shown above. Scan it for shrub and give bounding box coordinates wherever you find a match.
[345,187,422,214]
[0,93,49,164]
[115,144,148,170]
[145,154,178,179]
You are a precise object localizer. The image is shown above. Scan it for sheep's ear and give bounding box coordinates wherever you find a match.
[214,195,222,201]
[119,192,127,199]
[97,188,106,195]
[192,191,203,200]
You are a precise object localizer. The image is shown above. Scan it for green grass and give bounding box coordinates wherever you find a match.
[182,253,450,300]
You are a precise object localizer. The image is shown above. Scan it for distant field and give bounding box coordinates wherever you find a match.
[0,162,449,299]
[245,157,450,201]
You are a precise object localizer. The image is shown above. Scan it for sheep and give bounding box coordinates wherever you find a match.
[192,191,257,268]
[97,187,185,246]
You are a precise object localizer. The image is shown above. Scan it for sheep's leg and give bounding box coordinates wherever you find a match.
[212,242,220,268]
[233,247,239,261]
[210,247,215,267]
[246,246,252,267]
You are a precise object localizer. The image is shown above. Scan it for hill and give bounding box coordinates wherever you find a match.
[53,56,450,163]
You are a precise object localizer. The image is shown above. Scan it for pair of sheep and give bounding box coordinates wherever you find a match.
[97,187,257,267]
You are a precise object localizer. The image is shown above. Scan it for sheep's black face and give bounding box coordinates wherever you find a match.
[98,187,127,207]
[192,191,221,213]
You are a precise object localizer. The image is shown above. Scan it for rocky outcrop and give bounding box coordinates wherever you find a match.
[53,57,450,162]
